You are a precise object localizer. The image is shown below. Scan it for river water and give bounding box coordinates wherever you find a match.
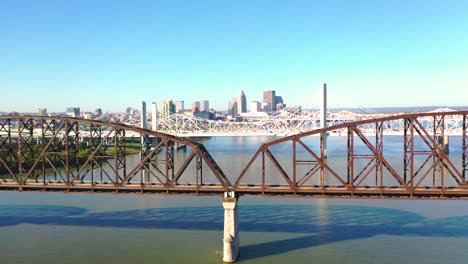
[1,136,468,264]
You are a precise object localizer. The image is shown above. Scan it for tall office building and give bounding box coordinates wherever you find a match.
[192,100,209,112]
[161,100,176,118]
[238,91,247,113]
[228,98,238,117]
[263,90,276,112]
[201,100,209,112]
[174,100,184,113]
[228,90,247,116]
[192,101,201,112]
[38,108,47,116]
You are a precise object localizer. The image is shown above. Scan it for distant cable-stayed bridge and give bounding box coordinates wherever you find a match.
[1,108,462,139]
[150,108,464,137]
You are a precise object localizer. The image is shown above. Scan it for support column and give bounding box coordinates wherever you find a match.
[443,135,449,154]
[222,192,239,263]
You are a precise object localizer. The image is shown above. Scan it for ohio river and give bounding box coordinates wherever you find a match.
[1,136,468,264]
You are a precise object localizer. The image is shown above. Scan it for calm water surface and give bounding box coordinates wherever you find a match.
[1,136,467,264]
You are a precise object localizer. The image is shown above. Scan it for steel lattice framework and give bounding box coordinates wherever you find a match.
[1,112,468,199]
[154,109,466,136]
[0,116,230,194]
[233,111,468,199]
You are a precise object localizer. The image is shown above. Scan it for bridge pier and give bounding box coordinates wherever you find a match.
[222,192,239,263]
[437,135,450,154]
[443,135,450,154]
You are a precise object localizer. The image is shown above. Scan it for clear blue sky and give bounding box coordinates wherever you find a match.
[1,0,468,113]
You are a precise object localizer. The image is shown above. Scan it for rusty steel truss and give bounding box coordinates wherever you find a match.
[1,112,468,199]
[234,111,468,199]
[0,116,230,194]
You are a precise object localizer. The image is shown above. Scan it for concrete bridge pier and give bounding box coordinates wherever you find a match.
[437,135,450,154]
[222,191,239,263]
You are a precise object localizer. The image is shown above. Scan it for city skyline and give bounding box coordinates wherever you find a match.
[2,0,468,112]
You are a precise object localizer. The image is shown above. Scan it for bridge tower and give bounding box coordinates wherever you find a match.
[321,83,328,157]
[141,100,147,129]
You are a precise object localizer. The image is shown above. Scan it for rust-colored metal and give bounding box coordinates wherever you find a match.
[2,113,468,199]
[463,115,468,181]
[0,116,230,195]
[375,121,384,187]
[234,111,468,199]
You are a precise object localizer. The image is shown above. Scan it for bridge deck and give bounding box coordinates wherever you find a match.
[1,181,467,199]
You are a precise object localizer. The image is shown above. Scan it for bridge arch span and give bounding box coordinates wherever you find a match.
[233,111,468,199]
[0,116,230,193]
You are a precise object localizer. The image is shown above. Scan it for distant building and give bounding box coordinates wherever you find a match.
[239,91,247,113]
[228,98,238,117]
[151,102,157,131]
[38,108,47,116]
[125,107,132,115]
[263,90,276,112]
[276,103,285,111]
[94,108,102,117]
[275,96,283,105]
[194,111,214,120]
[228,90,247,117]
[200,100,209,112]
[83,112,93,119]
[174,100,184,113]
[192,101,201,112]
[262,91,285,112]
[191,100,209,112]
[161,100,176,118]
[66,107,80,117]
[275,96,285,110]
[250,101,262,113]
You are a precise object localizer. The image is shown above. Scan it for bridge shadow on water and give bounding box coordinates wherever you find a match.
[0,204,467,261]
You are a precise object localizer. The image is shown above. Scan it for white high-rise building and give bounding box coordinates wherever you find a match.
[201,100,209,112]
[151,102,157,131]
[250,101,261,113]
[174,100,184,113]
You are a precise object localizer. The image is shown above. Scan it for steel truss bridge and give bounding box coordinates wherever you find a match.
[153,108,466,136]
[1,111,468,199]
